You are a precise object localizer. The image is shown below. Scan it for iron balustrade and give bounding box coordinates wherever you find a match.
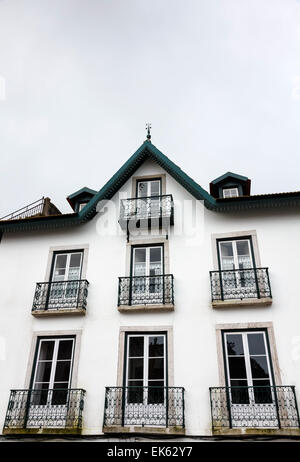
[0,197,45,221]
[32,280,89,312]
[118,274,174,306]
[119,195,174,229]
[103,386,185,428]
[209,386,300,429]
[210,267,271,301]
[4,389,85,431]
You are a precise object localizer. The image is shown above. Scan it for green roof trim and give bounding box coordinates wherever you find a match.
[1,140,300,233]
[211,171,248,184]
[67,187,98,201]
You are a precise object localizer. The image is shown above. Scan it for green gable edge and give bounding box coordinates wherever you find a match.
[1,140,300,233]
[211,171,248,184]
[67,187,98,201]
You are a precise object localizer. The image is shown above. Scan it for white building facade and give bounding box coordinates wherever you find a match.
[0,139,300,438]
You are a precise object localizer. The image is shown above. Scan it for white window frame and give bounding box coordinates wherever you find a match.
[51,251,83,282]
[218,238,254,270]
[223,330,273,388]
[44,245,89,283]
[32,337,75,392]
[132,245,163,277]
[136,179,162,198]
[125,333,167,388]
[222,187,239,198]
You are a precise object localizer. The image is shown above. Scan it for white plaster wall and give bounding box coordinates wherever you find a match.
[0,158,299,436]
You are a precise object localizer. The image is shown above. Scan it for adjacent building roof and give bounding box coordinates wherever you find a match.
[1,140,300,233]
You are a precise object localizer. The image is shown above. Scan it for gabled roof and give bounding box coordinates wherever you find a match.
[67,187,98,211]
[210,171,248,184]
[1,140,300,233]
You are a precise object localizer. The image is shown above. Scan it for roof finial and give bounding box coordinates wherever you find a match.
[146,123,152,142]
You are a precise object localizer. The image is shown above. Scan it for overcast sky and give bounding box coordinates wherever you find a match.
[0,0,300,215]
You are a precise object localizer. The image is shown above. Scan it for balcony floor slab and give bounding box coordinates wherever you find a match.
[212,297,272,308]
[118,304,174,313]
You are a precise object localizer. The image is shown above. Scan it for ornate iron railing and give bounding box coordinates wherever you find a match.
[103,386,185,428]
[119,195,174,228]
[3,389,85,431]
[209,386,300,429]
[210,267,271,301]
[118,274,174,306]
[32,280,89,312]
[0,197,45,221]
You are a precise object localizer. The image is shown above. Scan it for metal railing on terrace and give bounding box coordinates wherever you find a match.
[103,386,185,428]
[210,267,272,301]
[119,195,174,228]
[3,389,85,432]
[0,197,45,221]
[209,386,300,429]
[118,274,174,306]
[32,280,89,313]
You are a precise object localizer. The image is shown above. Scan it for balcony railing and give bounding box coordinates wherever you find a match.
[3,389,85,433]
[103,386,185,428]
[210,267,272,302]
[118,274,174,306]
[209,386,300,429]
[32,280,89,313]
[119,195,174,229]
[0,197,45,221]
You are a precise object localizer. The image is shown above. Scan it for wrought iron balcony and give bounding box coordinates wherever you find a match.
[210,267,272,303]
[103,386,185,429]
[3,389,85,434]
[119,195,174,230]
[209,386,300,430]
[32,280,89,315]
[118,274,174,307]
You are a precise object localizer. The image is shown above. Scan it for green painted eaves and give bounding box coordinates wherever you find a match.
[1,140,300,232]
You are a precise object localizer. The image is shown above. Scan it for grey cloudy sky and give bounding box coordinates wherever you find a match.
[0,0,300,215]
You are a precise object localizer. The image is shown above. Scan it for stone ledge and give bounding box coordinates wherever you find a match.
[103,425,185,435]
[3,427,82,435]
[118,304,174,313]
[212,297,272,309]
[31,308,86,317]
[212,427,300,436]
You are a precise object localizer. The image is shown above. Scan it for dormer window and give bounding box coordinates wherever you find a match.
[222,187,239,198]
[78,203,87,212]
[209,172,251,199]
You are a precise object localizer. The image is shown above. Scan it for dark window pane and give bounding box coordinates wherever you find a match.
[32,383,49,405]
[228,357,247,379]
[129,337,144,357]
[230,380,249,404]
[54,361,71,382]
[127,381,144,404]
[57,340,73,360]
[252,380,272,404]
[55,254,67,269]
[128,358,143,379]
[150,247,161,263]
[247,333,266,355]
[70,253,82,268]
[148,358,164,380]
[250,356,269,379]
[52,383,68,405]
[35,361,52,382]
[149,336,164,357]
[236,240,250,256]
[148,381,164,404]
[220,242,234,257]
[38,341,54,361]
[226,335,244,356]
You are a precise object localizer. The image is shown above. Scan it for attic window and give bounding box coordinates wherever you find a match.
[222,187,239,198]
[78,202,88,211]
